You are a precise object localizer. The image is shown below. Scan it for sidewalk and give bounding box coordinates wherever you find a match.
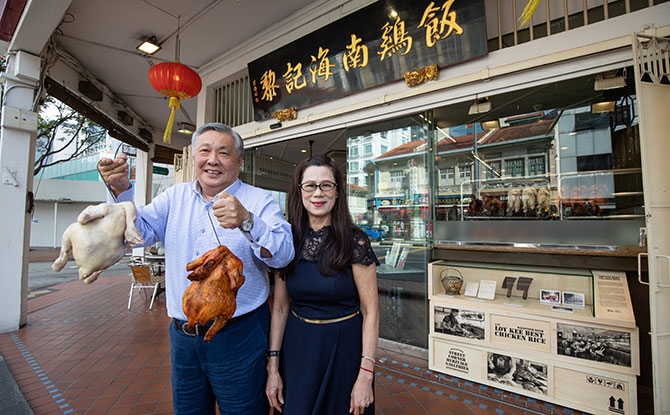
[1,257,588,414]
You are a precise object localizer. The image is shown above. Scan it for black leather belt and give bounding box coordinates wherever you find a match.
[174,302,265,337]
[174,319,212,336]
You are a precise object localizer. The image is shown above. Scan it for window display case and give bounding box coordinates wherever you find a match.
[432,82,645,248]
[431,261,597,320]
[428,261,639,415]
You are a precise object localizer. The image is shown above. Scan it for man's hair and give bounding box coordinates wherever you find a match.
[191,122,244,158]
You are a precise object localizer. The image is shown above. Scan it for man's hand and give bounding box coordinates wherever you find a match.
[212,193,249,229]
[97,153,131,197]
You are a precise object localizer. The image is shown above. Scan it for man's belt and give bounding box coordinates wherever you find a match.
[174,303,263,336]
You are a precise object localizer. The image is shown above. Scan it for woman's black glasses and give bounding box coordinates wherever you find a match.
[298,181,337,193]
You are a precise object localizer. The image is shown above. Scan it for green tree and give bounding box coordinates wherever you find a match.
[0,56,105,177]
[34,95,106,176]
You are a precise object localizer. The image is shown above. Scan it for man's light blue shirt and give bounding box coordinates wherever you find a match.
[113,179,294,321]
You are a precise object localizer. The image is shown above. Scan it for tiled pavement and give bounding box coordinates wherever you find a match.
[0,270,588,415]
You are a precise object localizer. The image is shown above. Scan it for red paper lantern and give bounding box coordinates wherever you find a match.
[148,61,202,143]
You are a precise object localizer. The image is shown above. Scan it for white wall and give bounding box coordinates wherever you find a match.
[30,179,107,248]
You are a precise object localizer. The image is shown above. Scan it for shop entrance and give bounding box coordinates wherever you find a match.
[250,113,434,348]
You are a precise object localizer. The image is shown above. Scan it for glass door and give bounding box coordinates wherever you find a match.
[347,112,433,348]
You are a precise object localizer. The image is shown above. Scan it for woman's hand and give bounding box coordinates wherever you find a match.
[349,373,374,414]
[265,364,284,412]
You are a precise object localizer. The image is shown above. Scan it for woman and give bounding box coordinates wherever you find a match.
[266,155,379,415]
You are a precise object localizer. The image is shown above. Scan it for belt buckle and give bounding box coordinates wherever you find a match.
[181,321,198,336]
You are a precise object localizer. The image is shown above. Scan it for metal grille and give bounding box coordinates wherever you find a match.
[634,33,670,85]
[214,76,254,127]
[487,0,665,52]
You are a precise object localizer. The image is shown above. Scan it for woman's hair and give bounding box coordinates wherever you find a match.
[192,122,244,158]
[285,155,360,276]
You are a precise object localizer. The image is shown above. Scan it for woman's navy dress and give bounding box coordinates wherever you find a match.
[280,226,378,415]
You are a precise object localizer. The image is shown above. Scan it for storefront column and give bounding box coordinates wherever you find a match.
[0,0,72,334]
[633,33,670,415]
[131,148,153,257]
[0,51,40,332]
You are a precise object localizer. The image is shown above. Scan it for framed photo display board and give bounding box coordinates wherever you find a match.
[428,261,639,415]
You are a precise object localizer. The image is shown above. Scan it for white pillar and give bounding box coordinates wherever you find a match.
[0,51,40,332]
[132,148,153,257]
[633,33,670,415]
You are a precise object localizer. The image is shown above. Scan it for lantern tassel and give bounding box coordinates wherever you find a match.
[163,97,181,144]
[518,0,540,28]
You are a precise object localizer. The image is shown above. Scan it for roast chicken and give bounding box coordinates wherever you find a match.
[52,202,143,284]
[183,245,245,342]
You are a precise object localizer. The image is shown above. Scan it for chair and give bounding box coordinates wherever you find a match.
[128,261,165,310]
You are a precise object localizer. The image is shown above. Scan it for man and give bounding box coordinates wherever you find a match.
[442,308,464,335]
[98,122,294,414]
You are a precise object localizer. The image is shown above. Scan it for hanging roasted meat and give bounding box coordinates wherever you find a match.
[52,202,143,284]
[182,245,245,342]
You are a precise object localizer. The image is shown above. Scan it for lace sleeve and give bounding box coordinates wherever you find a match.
[352,231,380,266]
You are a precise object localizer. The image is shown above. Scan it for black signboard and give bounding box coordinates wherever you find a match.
[248,0,487,121]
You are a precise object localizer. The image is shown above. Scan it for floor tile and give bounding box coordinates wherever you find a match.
[0,272,590,415]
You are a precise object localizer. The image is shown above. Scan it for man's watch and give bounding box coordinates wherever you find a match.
[240,211,254,232]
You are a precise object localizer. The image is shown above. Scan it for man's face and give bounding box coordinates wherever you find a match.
[193,130,242,199]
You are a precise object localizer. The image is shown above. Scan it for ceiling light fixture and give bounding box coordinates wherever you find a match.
[137,36,161,55]
[301,149,308,153]
[468,97,491,115]
[177,122,195,134]
[591,101,616,113]
[594,70,626,91]
[481,120,499,130]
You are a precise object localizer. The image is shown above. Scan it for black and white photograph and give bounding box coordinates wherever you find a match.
[539,289,561,305]
[487,352,548,395]
[557,323,631,367]
[562,291,585,308]
[433,306,485,340]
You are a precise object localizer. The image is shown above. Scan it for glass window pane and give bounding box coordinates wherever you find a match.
[433,69,644,247]
[347,114,431,348]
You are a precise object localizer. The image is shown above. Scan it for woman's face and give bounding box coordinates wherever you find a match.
[300,165,338,225]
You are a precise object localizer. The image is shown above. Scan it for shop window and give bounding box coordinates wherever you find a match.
[364,144,373,156]
[504,158,525,177]
[345,115,432,348]
[457,165,472,184]
[390,170,404,189]
[485,160,502,179]
[528,156,546,176]
[577,154,612,171]
[439,167,456,186]
[432,69,644,247]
